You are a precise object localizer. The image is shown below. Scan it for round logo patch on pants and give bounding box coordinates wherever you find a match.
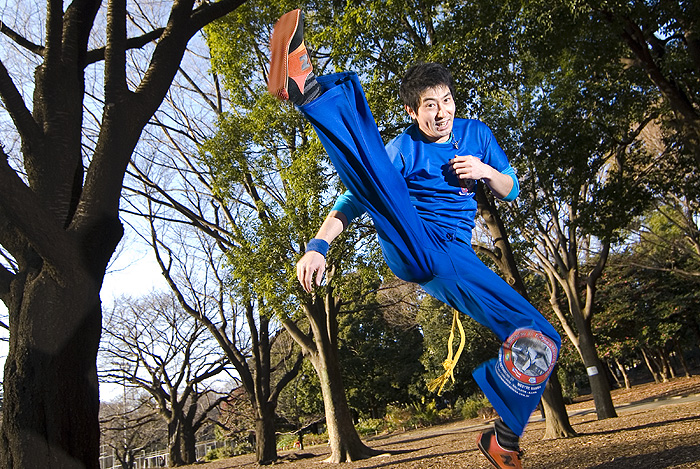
[496,329,558,397]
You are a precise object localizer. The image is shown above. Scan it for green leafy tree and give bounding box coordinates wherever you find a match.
[296,0,582,437]
[417,296,500,402]
[276,359,325,430]
[0,1,245,466]
[588,0,700,170]
[204,2,391,462]
[337,302,424,419]
[632,200,700,279]
[482,2,660,421]
[597,249,700,380]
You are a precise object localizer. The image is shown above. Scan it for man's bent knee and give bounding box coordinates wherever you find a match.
[500,328,559,386]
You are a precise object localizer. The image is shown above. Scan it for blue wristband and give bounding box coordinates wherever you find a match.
[305,238,329,257]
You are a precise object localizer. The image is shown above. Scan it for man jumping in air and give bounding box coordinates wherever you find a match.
[268,9,560,469]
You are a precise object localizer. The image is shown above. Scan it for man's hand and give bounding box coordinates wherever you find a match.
[296,250,326,293]
[450,154,514,199]
[450,154,492,181]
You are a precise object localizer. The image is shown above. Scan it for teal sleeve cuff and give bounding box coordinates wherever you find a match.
[501,166,520,202]
[331,190,365,224]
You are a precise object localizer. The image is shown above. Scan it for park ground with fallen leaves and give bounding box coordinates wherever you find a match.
[182,373,700,468]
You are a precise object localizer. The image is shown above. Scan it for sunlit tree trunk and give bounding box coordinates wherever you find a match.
[614,359,631,389]
[640,347,661,383]
[284,292,380,462]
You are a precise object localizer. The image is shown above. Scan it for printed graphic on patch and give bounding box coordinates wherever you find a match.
[500,329,557,386]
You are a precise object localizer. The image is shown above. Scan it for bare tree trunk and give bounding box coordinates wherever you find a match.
[614,358,631,389]
[674,339,692,377]
[474,187,574,437]
[310,343,380,462]
[182,420,197,465]
[656,346,671,381]
[578,329,617,420]
[255,402,278,464]
[541,367,576,439]
[168,420,184,467]
[640,347,661,383]
[284,295,380,463]
[606,360,623,389]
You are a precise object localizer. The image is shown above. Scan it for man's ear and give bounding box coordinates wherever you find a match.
[405,104,417,120]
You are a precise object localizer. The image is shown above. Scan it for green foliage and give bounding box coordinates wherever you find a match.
[276,431,329,451]
[276,433,298,451]
[204,445,237,461]
[355,418,385,436]
[458,394,492,420]
[337,304,425,418]
[382,401,452,432]
[595,248,700,360]
[276,360,325,426]
[408,400,441,427]
[199,0,699,442]
[203,0,386,318]
[383,404,413,432]
[417,296,500,401]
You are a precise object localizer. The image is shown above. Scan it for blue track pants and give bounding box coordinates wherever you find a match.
[301,72,560,435]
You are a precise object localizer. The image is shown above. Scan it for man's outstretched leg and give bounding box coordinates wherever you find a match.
[268,10,439,284]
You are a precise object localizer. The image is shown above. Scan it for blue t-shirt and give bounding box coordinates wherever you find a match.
[332,118,517,234]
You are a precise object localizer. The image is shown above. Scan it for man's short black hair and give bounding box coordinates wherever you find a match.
[399,63,455,112]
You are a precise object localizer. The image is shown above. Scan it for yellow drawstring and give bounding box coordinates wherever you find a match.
[427,309,466,395]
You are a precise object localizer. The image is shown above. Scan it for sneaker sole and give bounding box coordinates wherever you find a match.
[268,9,302,99]
[477,435,503,469]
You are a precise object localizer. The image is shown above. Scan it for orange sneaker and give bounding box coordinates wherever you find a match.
[477,429,524,469]
[268,9,313,102]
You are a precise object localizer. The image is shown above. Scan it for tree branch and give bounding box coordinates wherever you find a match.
[0,157,74,271]
[84,28,164,65]
[0,258,13,295]
[281,319,315,356]
[0,59,44,148]
[0,20,44,55]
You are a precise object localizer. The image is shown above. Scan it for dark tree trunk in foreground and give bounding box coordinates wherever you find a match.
[0,1,245,467]
[255,399,279,464]
[541,367,576,439]
[2,268,109,468]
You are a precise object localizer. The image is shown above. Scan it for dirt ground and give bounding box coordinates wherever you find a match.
[183,374,700,468]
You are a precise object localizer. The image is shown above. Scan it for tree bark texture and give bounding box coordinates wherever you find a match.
[0,1,245,467]
[310,339,380,462]
[540,368,577,439]
[578,330,617,420]
[1,269,106,468]
[284,295,380,463]
[255,404,278,464]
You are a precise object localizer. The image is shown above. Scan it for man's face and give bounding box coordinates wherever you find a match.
[406,85,455,143]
